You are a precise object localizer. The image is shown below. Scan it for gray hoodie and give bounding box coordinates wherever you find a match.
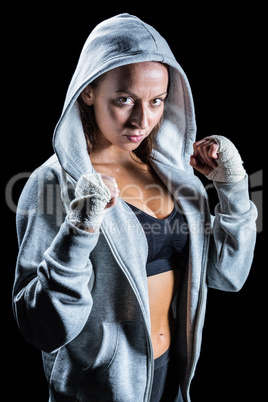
[13,13,257,401]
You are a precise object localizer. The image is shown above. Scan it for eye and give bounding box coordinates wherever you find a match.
[118,96,134,105]
[150,98,164,107]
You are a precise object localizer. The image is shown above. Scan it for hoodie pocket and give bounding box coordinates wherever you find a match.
[49,347,85,400]
[78,321,149,401]
[89,321,120,378]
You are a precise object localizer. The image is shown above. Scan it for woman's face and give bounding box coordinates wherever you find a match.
[81,62,169,152]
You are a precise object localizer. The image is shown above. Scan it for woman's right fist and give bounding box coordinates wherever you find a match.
[69,172,113,232]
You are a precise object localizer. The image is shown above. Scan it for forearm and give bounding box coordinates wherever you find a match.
[207,176,257,291]
[13,217,99,353]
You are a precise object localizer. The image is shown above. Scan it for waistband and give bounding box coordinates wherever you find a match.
[146,257,179,277]
[154,346,171,370]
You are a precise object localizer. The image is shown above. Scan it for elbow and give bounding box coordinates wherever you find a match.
[208,275,247,293]
[207,256,253,292]
[225,279,246,293]
[13,297,93,354]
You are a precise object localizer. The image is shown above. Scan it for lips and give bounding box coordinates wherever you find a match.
[125,135,144,143]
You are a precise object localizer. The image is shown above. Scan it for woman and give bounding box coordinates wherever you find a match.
[13,14,257,402]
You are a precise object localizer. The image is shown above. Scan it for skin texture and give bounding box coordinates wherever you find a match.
[81,62,219,357]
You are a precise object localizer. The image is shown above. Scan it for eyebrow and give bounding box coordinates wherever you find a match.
[115,90,168,98]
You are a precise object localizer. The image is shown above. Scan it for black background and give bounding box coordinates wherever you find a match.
[5,3,264,401]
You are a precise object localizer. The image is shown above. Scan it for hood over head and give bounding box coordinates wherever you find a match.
[53,13,196,181]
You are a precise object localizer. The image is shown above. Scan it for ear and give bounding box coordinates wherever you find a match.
[80,85,94,106]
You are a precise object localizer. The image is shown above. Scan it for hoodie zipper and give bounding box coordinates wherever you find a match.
[185,227,210,400]
[61,169,154,399]
[101,226,154,401]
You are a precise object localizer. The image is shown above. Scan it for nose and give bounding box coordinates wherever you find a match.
[130,103,148,130]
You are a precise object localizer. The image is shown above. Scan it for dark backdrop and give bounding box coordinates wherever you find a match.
[5,4,264,401]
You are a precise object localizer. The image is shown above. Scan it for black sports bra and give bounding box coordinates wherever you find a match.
[126,202,188,277]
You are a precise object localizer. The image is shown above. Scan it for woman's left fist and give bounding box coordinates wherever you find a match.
[190,135,246,183]
[190,138,219,176]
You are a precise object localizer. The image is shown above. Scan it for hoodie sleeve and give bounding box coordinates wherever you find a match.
[12,165,99,353]
[206,175,257,291]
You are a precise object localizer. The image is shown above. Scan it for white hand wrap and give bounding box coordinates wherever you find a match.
[205,135,246,183]
[69,173,111,231]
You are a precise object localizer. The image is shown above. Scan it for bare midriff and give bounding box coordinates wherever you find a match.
[148,269,180,358]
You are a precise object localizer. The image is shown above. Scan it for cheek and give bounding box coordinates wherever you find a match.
[150,108,164,129]
[154,110,163,125]
[94,103,127,131]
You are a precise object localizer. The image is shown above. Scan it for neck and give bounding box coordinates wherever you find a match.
[90,145,142,167]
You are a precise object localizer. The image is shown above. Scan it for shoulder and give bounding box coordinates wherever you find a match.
[20,154,71,194]
[33,154,62,183]
[16,155,75,242]
[16,154,73,217]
